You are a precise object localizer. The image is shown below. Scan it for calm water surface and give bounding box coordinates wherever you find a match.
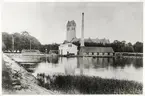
[21,56,143,83]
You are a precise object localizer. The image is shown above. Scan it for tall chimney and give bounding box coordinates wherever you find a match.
[81,13,84,47]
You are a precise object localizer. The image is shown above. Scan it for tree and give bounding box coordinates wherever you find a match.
[111,40,122,52]
[2,31,41,52]
[2,32,12,51]
[133,42,143,53]
[2,42,6,51]
[126,42,134,52]
[40,43,59,53]
[13,32,21,52]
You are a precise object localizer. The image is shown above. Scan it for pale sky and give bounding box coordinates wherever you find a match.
[2,2,143,44]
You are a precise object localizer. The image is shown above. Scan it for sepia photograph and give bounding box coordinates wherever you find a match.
[1,1,143,95]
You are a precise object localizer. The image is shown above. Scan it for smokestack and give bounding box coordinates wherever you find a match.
[81,13,84,47]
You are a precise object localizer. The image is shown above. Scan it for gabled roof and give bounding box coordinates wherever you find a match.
[70,37,80,42]
[59,43,77,47]
[81,47,114,53]
[67,20,76,27]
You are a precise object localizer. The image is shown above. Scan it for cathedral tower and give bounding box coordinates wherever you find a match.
[66,20,76,42]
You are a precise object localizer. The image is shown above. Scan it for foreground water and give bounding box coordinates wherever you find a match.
[20,57,143,83]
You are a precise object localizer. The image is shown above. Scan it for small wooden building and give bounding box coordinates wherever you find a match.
[80,47,114,56]
[59,43,78,55]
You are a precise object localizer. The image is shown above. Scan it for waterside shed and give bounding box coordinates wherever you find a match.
[59,43,78,55]
[80,47,114,56]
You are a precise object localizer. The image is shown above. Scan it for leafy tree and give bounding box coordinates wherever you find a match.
[2,42,6,51]
[133,42,143,53]
[2,31,41,52]
[40,43,59,54]
[12,32,21,52]
[126,42,134,52]
[2,32,12,51]
[2,31,143,53]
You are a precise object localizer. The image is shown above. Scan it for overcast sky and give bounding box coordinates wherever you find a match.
[2,2,143,44]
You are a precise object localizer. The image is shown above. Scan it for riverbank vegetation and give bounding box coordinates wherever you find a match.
[72,40,143,53]
[37,75,142,94]
[2,59,14,92]
[2,31,143,53]
[120,52,143,56]
[2,54,55,94]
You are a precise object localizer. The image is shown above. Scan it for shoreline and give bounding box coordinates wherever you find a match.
[2,53,143,94]
[2,53,56,94]
[36,74,143,94]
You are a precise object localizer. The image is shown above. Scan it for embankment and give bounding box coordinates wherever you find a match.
[2,53,55,94]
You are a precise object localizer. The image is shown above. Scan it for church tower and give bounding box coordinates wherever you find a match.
[66,20,76,42]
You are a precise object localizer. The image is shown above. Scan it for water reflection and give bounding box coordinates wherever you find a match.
[20,63,39,72]
[21,56,142,83]
[40,56,59,64]
[64,58,77,75]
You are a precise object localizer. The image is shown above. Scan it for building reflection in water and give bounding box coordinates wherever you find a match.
[30,56,142,83]
[77,57,114,69]
[64,58,77,75]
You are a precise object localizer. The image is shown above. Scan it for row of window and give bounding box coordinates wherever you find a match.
[84,52,114,55]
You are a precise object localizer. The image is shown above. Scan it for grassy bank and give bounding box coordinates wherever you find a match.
[2,54,55,94]
[2,59,14,93]
[38,75,142,94]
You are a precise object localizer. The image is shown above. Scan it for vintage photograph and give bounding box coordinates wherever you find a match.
[2,2,143,94]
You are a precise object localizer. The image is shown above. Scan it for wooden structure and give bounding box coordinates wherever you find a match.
[80,47,114,56]
[59,43,78,55]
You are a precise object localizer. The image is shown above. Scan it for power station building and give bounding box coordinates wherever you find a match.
[59,43,78,55]
[59,13,114,56]
[59,20,78,55]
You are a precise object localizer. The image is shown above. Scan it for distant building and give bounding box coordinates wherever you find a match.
[79,13,114,56]
[70,38,110,45]
[65,19,110,45]
[59,20,77,56]
[60,13,114,56]
[80,47,114,56]
[66,20,76,42]
[59,43,78,55]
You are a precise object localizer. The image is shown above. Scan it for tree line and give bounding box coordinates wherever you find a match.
[2,31,59,53]
[2,31,41,52]
[72,40,143,53]
[2,31,143,53]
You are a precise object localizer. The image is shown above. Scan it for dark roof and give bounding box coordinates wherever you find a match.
[81,47,114,53]
[67,20,76,27]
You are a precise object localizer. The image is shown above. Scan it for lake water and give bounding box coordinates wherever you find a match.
[20,56,143,83]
